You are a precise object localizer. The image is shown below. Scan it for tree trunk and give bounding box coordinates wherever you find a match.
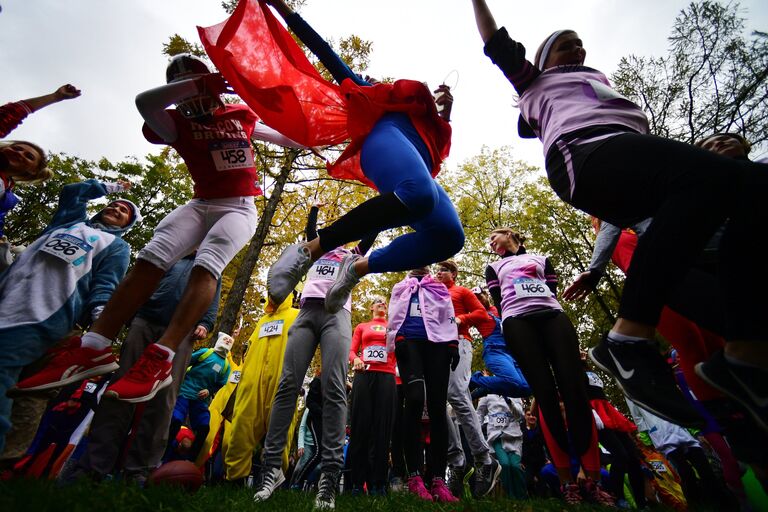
[215,150,298,335]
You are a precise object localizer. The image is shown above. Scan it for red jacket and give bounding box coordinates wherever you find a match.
[446,282,490,341]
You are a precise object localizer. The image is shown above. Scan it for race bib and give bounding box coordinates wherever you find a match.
[40,233,93,265]
[363,345,387,364]
[409,297,423,317]
[259,319,284,338]
[212,363,222,373]
[229,370,242,384]
[587,79,630,102]
[307,258,340,281]
[513,278,551,298]
[650,460,667,473]
[84,382,98,394]
[493,413,511,426]
[210,140,255,171]
[587,371,604,388]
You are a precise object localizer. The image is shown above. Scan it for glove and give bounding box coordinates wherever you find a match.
[447,342,460,371]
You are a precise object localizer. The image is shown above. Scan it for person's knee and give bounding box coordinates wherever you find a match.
[400,183,439,219]
[405,380,425,408]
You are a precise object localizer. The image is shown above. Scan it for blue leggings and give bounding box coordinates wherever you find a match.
[471,346,532,397]
[345,116,464,273]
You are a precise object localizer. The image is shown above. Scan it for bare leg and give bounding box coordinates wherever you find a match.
[91,259,166,340]
[611,318,655,339]
[156,266,218,351]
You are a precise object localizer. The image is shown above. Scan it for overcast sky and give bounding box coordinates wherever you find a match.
[3,0,767,171]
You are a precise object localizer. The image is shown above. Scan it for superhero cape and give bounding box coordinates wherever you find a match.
[198,0,450,188]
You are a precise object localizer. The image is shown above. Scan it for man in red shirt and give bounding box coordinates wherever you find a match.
[433,260,501,497]
[19,55,303,402]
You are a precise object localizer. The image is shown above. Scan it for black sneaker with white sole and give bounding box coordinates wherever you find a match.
[695,350,768,433]
[253,466,285,502]
[314,470,340,510]
[589,335,705,428]
[473,458,501,497]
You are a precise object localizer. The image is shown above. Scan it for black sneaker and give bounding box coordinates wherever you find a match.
[445,465,465,498]
[314,470,340,510]
[473,458,501,497]
[589,335,705,428]
[695,350,768,432]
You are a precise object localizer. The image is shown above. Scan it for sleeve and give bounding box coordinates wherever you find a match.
[354,232,377,256]
[44,180,109,233]
[477,397,489,424]
[198,277,222,332]
[285,13,369,87]
[305,206,319,242]
[82,240,130,322]
[457,288,489,328]
[485,264,503,310]
[483,27,541,95]
[298,408,309,449]
[0,101,32,138]
[251,121,306,148]
[510,398,524,420]
[587,221,623,281]
[135,80,200,143]
[543,257,558,296]
[349,324,364,363]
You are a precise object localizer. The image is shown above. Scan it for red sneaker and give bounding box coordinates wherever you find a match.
[431,477,459,503]
[582,478,616,507]
[15,336,118,391]
[406,475,433,501]
[104,344,172,403]
[561,482,583,505]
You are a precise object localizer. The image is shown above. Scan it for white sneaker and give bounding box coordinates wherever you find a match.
[324,254,361,314]
[253,467,285,502]
[268,243,312,305]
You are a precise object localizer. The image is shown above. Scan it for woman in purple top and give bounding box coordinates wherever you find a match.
[470,0,768,430]
[485,227,611,505]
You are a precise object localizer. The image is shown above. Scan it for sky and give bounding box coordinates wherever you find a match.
[2,0,767,171]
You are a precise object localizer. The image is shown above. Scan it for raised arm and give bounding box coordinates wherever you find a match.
[266,0,369,87]
[471,0,499,43]
[20,84,82,113]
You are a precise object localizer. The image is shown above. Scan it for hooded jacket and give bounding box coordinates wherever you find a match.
[0,180,139,337]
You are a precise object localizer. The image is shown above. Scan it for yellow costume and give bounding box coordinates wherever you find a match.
[224,297,300,479]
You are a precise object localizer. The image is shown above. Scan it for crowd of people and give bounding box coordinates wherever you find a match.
[1,0,766,510]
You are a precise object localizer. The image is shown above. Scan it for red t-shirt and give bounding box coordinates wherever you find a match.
[349,317,396,375]
[143,104,263,199]
[446,282,491,341]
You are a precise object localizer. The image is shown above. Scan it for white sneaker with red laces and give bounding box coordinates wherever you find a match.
[104,344,172,403]
[15,336,119,391]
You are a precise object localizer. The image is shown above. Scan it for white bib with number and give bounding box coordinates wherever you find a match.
[229,370,242,384]
[409,298,423,317]
[587,79,630,102]
[307,259,340,281]
[259,319,284,338]
[493,413,511,426]
[513,278,551,298]
[40,233,93,265]
[210,140,255,171]
[363,345,387,364]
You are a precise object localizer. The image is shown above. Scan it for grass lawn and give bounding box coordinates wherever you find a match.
[0,478,623,512]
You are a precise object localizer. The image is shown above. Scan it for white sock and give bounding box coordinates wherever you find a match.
[81,332,113,350]
[607,330,648,343]
[152,343,175,362]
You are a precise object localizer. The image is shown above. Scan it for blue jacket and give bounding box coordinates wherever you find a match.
[0,180,138,336]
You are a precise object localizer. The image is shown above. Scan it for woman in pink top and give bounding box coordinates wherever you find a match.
[470,0,767,430]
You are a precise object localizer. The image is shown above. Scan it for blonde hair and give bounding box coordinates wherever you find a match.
[0,140,51,184]
[491,227,526,246]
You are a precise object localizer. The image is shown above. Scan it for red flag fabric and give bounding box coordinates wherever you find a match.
[198,0,348,147]
[199,0,451,188]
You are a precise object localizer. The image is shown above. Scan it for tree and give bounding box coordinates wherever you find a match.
[612,1,768,152]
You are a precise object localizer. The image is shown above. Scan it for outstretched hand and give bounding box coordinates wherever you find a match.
[54,84,81,101]
[199,73,235,96]
[116,179,132,191]
[434,84,453,121]
[562,271,596,302]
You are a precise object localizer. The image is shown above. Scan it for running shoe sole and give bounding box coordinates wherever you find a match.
[267,244,312,306]
[324,254,360,314]
[104,375,172,404]
[16,361,119,392]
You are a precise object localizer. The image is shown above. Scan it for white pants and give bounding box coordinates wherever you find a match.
[138,196,257,279]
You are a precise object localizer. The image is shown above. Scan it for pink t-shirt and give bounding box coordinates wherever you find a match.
[488,254,562,320]
[301,247,352,312]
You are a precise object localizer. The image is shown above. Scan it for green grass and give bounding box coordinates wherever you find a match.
[0,479,619,512]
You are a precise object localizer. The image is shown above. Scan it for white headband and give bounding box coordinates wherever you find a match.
[537,30,569,70]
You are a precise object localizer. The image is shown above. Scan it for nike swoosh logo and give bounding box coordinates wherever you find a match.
[608,348,635,379]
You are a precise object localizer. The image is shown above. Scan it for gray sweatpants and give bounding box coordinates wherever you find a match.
[262,300,351,472]
[446,337,492,467]
[76,317,194,475]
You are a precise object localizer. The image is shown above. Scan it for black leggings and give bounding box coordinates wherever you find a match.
[395,339,451,479]
[598,429,646,507]
[548,132,768,338]
[390,383,407,479]
[502,312,598,471]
